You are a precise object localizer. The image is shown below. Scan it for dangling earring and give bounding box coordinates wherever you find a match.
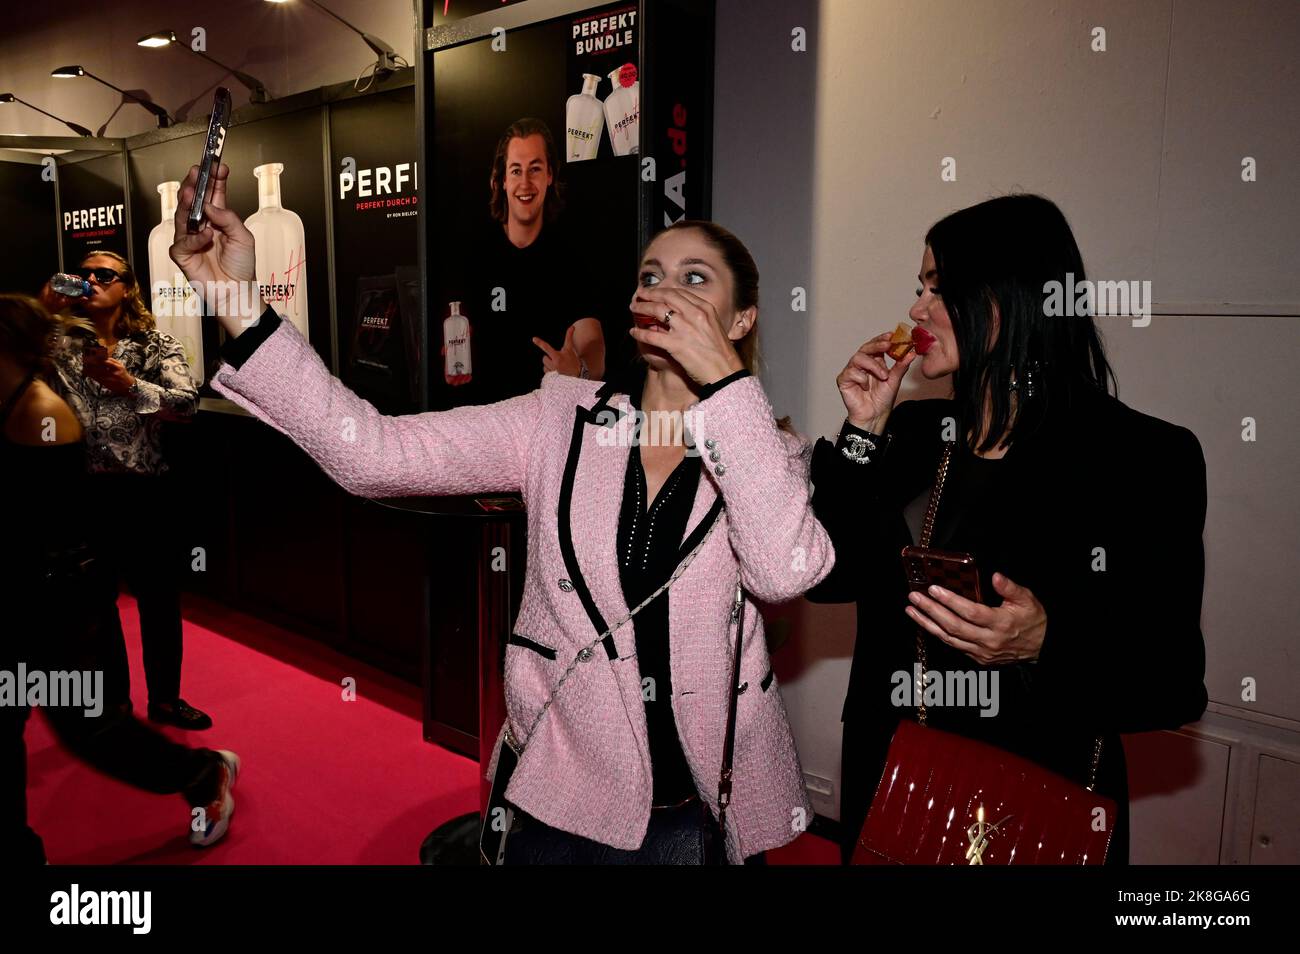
[1009,361,1041,397]
[1023,360,1040,399]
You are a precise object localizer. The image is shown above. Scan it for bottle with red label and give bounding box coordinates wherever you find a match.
[442,301,472,385]
[604,63,640,156]
[247,162,309,339]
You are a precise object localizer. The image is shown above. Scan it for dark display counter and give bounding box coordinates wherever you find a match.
[176,409,524,766]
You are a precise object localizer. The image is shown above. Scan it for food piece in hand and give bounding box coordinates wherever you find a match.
[886,322,914,360]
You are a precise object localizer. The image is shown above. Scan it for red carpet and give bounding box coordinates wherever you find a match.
[25,592,479,865]
[24,592,838,865]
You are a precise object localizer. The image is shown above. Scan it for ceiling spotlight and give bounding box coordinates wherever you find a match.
[137,31,174,49]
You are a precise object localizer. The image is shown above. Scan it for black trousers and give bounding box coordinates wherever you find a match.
[1,555,221,864]
[501,801,768,865]
[89,472,187,706]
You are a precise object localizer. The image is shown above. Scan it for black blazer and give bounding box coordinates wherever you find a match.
[807,388,1210,861]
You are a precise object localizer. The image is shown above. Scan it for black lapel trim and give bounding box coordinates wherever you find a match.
[676,496,724,564]
[508,633,558,660]
[559,403,618,659]
[581,377,627,425]
[591,378,618,410]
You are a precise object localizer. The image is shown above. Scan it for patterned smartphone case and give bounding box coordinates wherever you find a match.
[901,545,983,603]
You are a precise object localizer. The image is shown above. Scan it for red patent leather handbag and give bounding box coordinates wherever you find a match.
[852,443,1115,865]
[852,719,1115,865]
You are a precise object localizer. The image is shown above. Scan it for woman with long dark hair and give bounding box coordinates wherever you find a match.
[168,161,833,863]
[808,194,1208,864]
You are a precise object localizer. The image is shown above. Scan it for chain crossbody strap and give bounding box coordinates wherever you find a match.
[913,442,954,727]
[911,441,1104,790]
[717,574,745,836]
[517,510,725,750]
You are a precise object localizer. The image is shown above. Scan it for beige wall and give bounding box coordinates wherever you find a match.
[715,0,1300,861]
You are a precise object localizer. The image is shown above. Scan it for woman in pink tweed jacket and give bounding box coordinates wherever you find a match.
[170,163,834,863]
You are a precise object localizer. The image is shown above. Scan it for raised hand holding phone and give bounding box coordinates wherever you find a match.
[187,87,231,233]
[169,161,264,336]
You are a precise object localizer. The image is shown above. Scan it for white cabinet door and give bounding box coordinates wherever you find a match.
[1250,756,1300,864]
[1126,731,1229,864]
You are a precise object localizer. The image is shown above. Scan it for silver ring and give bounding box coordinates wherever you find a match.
[663,309,674,325]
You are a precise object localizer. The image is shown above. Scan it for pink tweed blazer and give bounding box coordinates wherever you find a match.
[210,319,835,862]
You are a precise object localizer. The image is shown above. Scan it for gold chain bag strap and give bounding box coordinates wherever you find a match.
[912,442,952,727]
[717,575,745,838]
[911,442,1103,787]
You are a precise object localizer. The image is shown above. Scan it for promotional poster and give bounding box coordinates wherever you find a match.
[55,154,128,268]
[430,1,641,411]
[565,6,639,162]
[330,86,421,414]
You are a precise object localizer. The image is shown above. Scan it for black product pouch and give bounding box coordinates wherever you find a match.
[479,729,521,865]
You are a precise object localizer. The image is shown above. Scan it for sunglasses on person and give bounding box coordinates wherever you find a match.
[76,266,124,285]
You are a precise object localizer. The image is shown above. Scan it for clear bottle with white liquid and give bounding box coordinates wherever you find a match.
[246,163,309,338]
[443,301,471,386]
[603,65,640,156]
[148,180,204,384]
[566,74,604,162]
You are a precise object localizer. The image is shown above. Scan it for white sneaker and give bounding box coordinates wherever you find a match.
[190,750,240,848]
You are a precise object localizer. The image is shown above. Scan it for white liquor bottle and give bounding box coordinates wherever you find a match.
[147,181,204,384]
[246,163,309,338]
[603,65,640,156]
[443,301,472,386]
[566,74,604,162]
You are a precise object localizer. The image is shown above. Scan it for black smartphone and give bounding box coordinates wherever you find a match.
[186,87,233,233]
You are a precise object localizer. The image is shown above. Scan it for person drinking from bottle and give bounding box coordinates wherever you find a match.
[40,252,212,730]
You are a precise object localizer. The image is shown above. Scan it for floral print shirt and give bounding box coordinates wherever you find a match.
[51,329,198,475]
